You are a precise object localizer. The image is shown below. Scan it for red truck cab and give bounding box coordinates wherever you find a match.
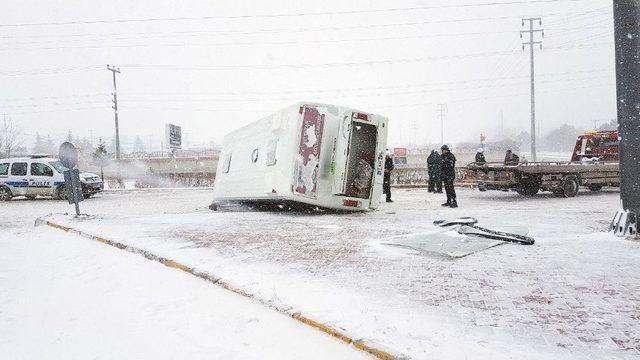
[570,130,619,162]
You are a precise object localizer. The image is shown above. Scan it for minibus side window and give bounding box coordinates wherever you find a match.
[0,163,9,176]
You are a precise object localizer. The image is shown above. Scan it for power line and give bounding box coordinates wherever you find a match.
[114,74,613,103]
[0,9,612,42]
[5,29,521,49]
[1,73,613,111]
[0,41,614,78]
[4,81,615,116]
[0,15,552,40]
[116,45,609,71]
[0,65,104,76]
[0,25,615,52]
[544,4,611,25]
[0,38,614,53]
[0,93,110,102]
[0,68,613,106]
[0,0,587,28]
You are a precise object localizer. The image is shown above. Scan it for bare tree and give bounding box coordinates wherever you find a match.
[1,116,22,158]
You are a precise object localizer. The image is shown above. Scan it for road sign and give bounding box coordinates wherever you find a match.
[165,124,182,149]
[59,142,78,169]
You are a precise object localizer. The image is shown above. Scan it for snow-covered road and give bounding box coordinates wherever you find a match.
[2,187,639,359]
[0,193,368,360]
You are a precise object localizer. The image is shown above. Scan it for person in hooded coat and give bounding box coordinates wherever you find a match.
[475,148,487,165]
[426,150,443,193]
[440,144,458,208]
[383,151,394,202]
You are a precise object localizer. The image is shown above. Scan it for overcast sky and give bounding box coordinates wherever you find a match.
[0,0,615,151]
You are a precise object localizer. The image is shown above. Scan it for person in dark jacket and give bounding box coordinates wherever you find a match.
[426,150,443,193]
[383,151,394,202]
[475,148,487,165]
[504,149,520,165]
[440,144,458,208]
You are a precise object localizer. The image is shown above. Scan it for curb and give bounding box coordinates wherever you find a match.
[37,218,398,360]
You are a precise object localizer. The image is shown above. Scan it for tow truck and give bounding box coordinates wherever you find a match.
[465,131,620,197]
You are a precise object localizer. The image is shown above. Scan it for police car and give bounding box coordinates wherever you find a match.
[0,156,103,201]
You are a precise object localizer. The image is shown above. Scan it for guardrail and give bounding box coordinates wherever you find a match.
[116,149,221,159]
[391,167,475,187]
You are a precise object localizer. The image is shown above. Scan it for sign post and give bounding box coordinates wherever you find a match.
[610,1,640,237]
[59,142,83,216]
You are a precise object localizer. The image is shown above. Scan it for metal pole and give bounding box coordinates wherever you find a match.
[74,197,81,216]
[441,114,443,145]
[436,103,447,145]
[529,21,536,162]
[521,18,543,162]
[107,65,122,186]
[614,0,640,216]
[107,65,121,161]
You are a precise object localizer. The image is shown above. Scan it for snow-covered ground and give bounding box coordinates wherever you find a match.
[0,194,368,360]
[2,187,639,359]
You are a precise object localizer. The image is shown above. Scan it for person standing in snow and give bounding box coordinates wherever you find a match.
[504,149,520,165]
[383,150,394,203]
[440,144,458,208]
[475,148,487,165]
[427,150,442,193]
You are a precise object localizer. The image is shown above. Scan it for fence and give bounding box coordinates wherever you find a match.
[392,167,475,187]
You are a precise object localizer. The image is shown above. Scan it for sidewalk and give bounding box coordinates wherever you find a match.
[38,188,640,359]
[0,225,368,360]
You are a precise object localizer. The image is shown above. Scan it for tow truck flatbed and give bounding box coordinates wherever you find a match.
[465,161,620,197]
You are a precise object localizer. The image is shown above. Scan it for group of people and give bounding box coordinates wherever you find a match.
[474,148,520,166]
[383,146,457,207]
[382,146,523,208]
[425,145,458,208]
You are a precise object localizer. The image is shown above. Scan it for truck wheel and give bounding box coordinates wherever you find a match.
[561,175,579,198]
[516,183,540,196]
[0,187,12,201]
[588,184,603,192]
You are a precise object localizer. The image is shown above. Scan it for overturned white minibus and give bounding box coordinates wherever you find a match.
[212,102,389,211]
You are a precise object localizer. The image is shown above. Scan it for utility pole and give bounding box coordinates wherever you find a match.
[521,17,543,162]
[412,120,417,146]
[499,110,504,137]
[107,65,121,160]
[436,103,448,145]
[610,0,640,238]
